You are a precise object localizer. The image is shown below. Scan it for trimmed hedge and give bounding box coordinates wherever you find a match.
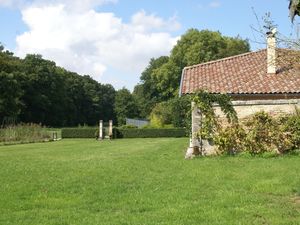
[61,128,97,138]
[61,127,187,139]
[113,128,187,138]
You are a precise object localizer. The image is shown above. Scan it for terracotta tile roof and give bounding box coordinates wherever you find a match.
[180,49,300,95]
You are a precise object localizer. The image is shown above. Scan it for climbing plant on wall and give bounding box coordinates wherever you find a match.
[192,90,237,142]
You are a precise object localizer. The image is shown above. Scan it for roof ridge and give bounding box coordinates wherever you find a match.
[184,49,266,70]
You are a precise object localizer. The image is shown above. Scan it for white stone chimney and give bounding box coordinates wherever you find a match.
[266,28,277,74]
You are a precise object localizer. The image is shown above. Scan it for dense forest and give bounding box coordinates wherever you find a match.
[0,29,250,127]
[0,49,115,127]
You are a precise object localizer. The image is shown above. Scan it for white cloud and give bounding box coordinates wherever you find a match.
[0,0,25,8]
[197,1,221,10]
[209,1,221,8]
[15,4,180,89]
[131,10,180,32]
[0,0,117,10]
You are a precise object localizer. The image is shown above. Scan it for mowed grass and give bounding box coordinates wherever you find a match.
[0,138,300,225]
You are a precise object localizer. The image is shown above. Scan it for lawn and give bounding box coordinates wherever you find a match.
[0,138,300,225]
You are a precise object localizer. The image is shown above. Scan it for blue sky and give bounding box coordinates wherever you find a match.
[0,0,297,90]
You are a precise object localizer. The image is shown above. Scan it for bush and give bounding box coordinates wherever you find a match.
[282,110,300,150]
[245,112,294,154]
[214,111,296,155]
[61,128,97,138]
[0,123,51,144]
[148,96,191,128]
[120,124,138,129]
[214,124,246,155]
[113,128,187,138]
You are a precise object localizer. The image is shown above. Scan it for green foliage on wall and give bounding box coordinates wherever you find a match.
[192,90,237,141]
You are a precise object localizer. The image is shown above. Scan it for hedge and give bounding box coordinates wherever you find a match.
[113,128,187,138]
[61,127,187,139]
[61,128,97,138]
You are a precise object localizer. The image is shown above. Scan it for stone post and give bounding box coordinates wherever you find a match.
[109,120,113,139]
[185,102,200,158]
[99,120,103,140]
[191,102,200,148]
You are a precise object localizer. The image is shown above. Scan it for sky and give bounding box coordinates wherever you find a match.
[0,0,298,91]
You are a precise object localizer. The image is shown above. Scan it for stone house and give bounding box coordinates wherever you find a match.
[179,30,300,156]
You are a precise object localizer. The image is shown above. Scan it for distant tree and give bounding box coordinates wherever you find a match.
[114,88,140,125]
[149,102,173,127]
[0,72,23,122]
[148,95,191,128]
[133,56,169,117]
[0,49,116,127]
[289,0,300,22]
[168,95,191,128]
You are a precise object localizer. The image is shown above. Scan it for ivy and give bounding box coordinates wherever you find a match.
[192,90,237,141]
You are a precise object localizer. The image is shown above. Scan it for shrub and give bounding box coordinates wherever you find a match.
[120,124,138,129]
[214,111,296,155]
[214,124,246,155]
[149,102,173,128]
[243,112,293,154]
[113,128,187,138]
[61,128,97,138]
[0,123,51,144]
[282,110,300,150]
[148,96,191,128]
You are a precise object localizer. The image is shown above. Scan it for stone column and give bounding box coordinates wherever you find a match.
[99,120,103,140]
[109,120,113,139]
[191,102,201,148]
[185,102,201,158]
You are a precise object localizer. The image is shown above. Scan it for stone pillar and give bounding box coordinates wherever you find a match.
[191,102,201,148]
[185,102,216,158]
[99,120,103,140]
[109,120,113,139]
[185,102,201,159]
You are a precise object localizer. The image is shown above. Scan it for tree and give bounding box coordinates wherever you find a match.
[289,0,300,22]
[114,88,140,125]
[0,49,116,127]
[0,72,23,122]
[133,56,169,117]
[134,29,250,114]
[149,95,191,128]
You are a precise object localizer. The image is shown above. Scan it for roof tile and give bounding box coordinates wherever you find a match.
[180,49,300,95]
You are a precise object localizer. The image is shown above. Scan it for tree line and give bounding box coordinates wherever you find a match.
[0,50,115,127]
[0,29,250,127]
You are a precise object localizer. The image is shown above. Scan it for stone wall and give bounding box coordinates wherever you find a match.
[214,99,300,120]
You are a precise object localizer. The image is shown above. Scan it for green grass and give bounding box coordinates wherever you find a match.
[0,138,300,225]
